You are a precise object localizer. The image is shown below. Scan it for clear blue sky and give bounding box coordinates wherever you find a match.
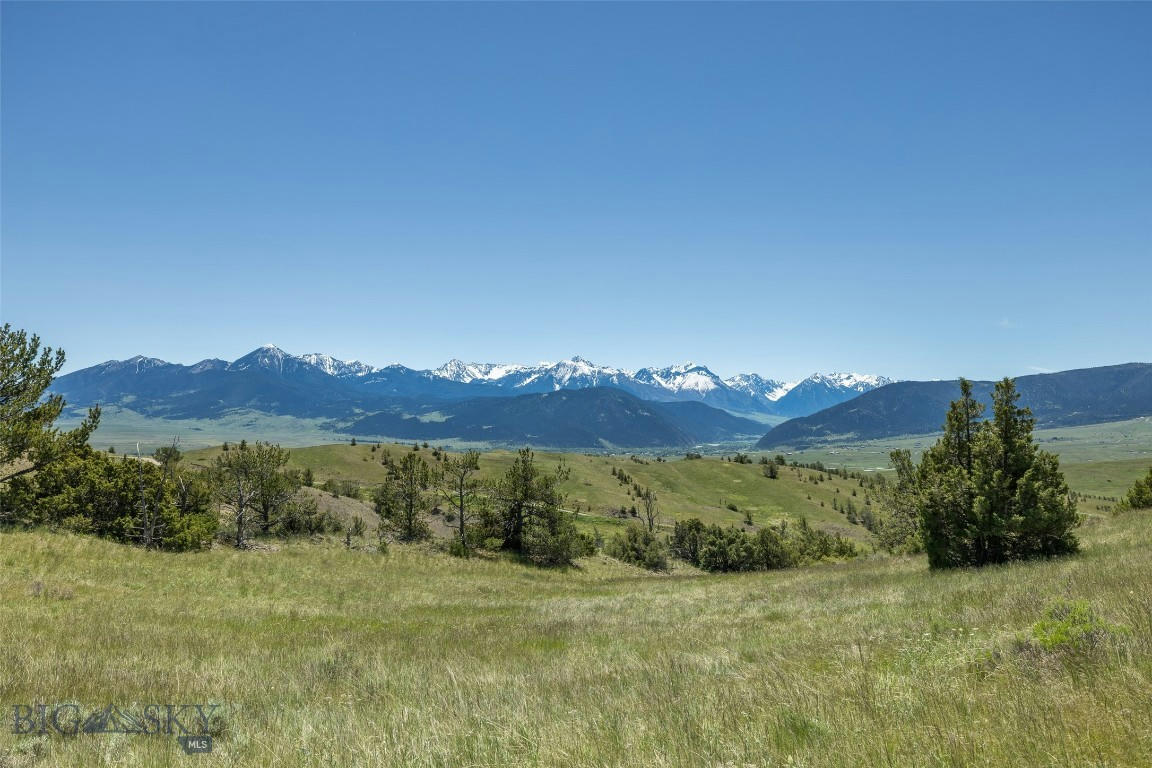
[2,2,1149,382]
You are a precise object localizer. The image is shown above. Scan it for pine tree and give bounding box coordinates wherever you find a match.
[440,449,482,554]
[0,325,100,490]
[378,451,434,541]
[916,380,982,568]
[492,449,585,565]
[902,378,1078,568]
[1118,467,1152,511]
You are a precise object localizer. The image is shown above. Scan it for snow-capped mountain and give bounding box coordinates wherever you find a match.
[504,357,635,393]
[634,362,725,395]
[431,359,533,384]
[56,345,892,420]
[811,372,892,392]
[724,373,792,402]
[722,371,894,416]
[767,372,896,418]
[299,353,377,378]
[227,344,309,374]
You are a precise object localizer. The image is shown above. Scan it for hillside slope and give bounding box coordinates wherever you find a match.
[345,387,765,449]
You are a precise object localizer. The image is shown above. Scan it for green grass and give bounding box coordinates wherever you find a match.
[1062,458,1152,499]
[60,406,364,453]
[2,503,1151,766]
[776,416,1152,469]
[187,441,1152,537]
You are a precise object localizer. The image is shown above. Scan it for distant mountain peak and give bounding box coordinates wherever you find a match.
[431,359,529,383]
[725,372,791,402]
[299,352,376,377]
[804,372,893,390]
[634,362,724,395]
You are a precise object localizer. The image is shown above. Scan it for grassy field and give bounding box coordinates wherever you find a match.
[61,407,366,453]
[184,443,889,540]
[780,417,1152,470]
[183,442,1152,538]
[2,500,1151,767]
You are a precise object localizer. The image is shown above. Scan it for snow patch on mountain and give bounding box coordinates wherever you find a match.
[300,353,376,378]
[806,372,893,391]
[634,363,726,395]
[725,373,792,401]
[432,359,533,383]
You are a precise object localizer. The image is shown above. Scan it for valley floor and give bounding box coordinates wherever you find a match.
[2,507,1151,767]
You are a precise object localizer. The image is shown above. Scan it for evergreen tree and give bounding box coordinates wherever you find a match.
[899,378,1078,568]
[875,449,923,554]
[213,444,262,548]
[0,326,102,487]
[491,448,586,565]
[440,449,482,554]
[916,379,982,567]
[378,451,434,541]
[248,443,300,534]
[1118,467,1152,511]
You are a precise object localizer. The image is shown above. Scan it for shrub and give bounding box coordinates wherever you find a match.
[670,518,705,563]
[0,447,218,551]
[1031,599,1124,654]
[606,525,668,571]
[1116,467,1152,512]
[669,516,853,572]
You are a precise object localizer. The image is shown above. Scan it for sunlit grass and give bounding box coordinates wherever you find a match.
[2,503,1150,766]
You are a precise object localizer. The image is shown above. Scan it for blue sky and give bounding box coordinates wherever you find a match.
[2,2,1149,381]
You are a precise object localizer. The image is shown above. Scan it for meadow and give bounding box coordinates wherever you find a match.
[2,446,1151,766]
[778,417,1152,470]
[184,443,889,539]
[1,508,1150,766]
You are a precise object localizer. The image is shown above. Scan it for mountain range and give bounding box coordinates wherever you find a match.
[50,346,891,449]
[53,345,890,420]
[756,363,1152,449]
[50,349,1152,451]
